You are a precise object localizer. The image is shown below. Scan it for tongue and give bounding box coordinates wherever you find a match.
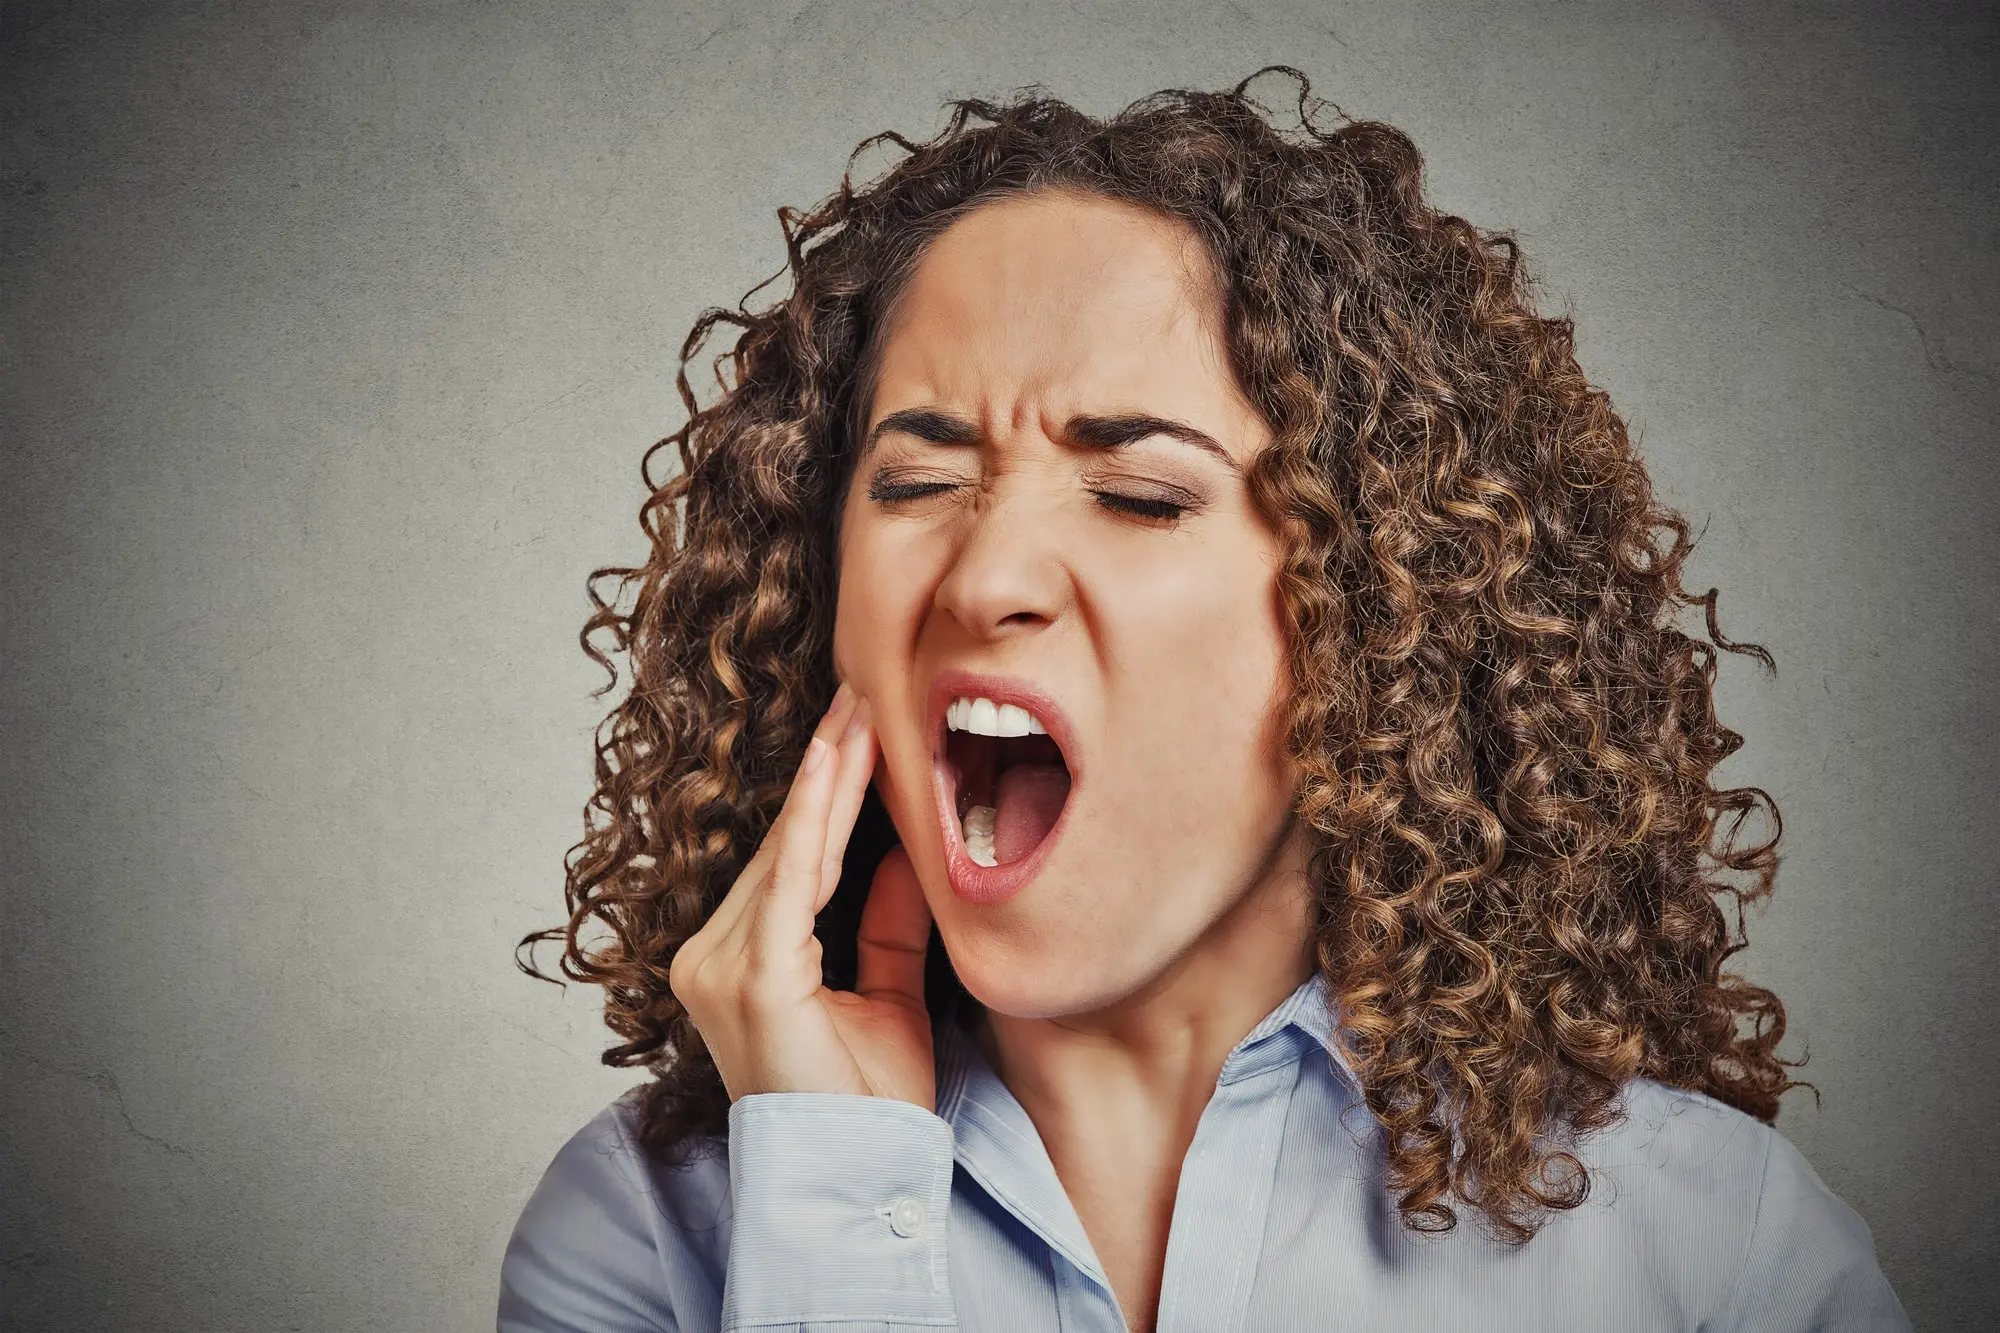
[993,762,1071,864]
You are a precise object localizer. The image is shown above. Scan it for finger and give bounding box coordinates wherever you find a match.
[701,682,860,940]
[853,844,932,1010]
[815,697,878,914]
[755,729,845,942]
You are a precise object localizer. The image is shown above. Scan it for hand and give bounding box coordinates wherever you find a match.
[668,682,938,1109]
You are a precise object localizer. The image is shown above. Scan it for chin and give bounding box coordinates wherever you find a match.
[935,903,1161,1021]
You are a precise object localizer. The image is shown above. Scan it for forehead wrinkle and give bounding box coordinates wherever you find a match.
[860,192,1252,463]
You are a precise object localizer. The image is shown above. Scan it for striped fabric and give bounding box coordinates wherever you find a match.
[498,973,1912,1332]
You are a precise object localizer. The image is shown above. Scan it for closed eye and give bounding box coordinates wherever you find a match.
[1093,491,1188,522]
[867,473,1196,522]
[867,477,959,503]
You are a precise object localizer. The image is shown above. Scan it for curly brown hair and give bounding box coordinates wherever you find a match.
[517,66,1808,1246]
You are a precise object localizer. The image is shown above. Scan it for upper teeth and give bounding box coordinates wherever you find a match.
[946,695,1048,737]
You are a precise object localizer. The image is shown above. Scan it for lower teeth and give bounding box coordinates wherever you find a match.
[961,804,997,867]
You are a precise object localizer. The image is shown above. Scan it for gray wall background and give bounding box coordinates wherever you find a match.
[2,1,1994,1329]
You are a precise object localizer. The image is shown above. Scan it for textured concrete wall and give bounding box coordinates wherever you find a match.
[2,1,1993,1329]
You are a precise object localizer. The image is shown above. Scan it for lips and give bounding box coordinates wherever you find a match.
[925,669,1080,906]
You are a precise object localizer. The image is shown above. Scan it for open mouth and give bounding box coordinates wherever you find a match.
[930,679,1075,900]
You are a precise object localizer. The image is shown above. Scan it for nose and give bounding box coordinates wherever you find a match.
[932,484,1071,642]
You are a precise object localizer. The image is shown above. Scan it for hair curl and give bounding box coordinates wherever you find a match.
[518,67,1809,1246]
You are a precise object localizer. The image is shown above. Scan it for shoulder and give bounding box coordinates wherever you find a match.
[1578,1077,1771,1208]
[1566,1079,1910,1332]
[497,1087,732,1333]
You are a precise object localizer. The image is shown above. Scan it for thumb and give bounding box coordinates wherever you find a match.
[853,844,932,1011]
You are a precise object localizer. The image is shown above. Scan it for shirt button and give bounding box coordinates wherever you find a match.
[888,1196,928,1237]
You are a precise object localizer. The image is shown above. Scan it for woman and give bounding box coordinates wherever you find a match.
[500,70,1912,1332]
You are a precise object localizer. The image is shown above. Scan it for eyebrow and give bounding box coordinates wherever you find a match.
[864,407,1243,475]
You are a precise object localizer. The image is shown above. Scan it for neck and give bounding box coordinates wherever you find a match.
[973,819,1317,1136]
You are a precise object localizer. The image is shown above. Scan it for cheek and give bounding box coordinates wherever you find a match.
[831,506,901,687]
[1121,548,1293,814]
[831,517,932,784]
[833,592,893,720]
[1162,543,1284,686]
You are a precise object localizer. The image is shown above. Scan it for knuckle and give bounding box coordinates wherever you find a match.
[766,844,808,888]
[667,940,699,987]
[668,947,719,1009]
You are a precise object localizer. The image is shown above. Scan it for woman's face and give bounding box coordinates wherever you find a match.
[833,187,1308,1019]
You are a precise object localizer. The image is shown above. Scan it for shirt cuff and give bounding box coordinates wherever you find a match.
[722,1092,957,1330]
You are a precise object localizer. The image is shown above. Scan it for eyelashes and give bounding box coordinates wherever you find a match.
[866,477,957,503]
[865,474,1195,523]
[1092,492,1187,522]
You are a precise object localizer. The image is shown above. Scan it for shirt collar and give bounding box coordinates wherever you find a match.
[934,967,1360,1128]
[928,968,1362,1293]
[1216,968,1360,1087]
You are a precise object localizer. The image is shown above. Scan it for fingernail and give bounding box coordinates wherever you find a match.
[830,680,853,715]
[800,737,828,775]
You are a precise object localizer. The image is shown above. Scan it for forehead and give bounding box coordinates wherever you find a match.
[869,189,1246,424]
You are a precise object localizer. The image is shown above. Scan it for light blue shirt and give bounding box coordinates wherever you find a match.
[498,973,1912,1331]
